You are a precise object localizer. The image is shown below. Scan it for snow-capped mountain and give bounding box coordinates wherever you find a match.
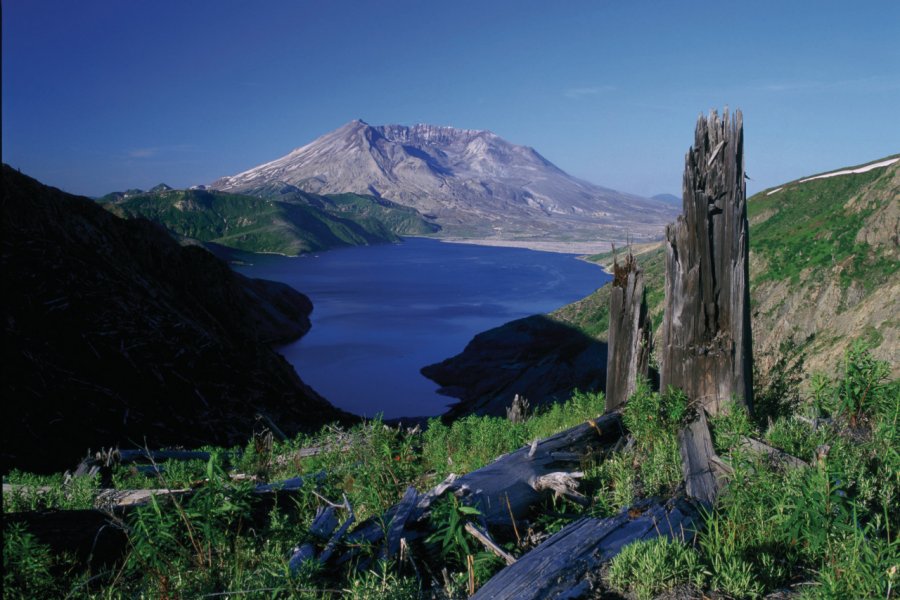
[211,120,678,241]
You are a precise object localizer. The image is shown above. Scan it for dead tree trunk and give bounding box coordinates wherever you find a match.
[605,251,651,411]
[660,108,753,415]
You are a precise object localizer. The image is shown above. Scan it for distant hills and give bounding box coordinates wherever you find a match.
[424,155,900,415]
[100,186,438,256]
[2,166,352,472]
[211,120,678,242]
[651,193,681,205]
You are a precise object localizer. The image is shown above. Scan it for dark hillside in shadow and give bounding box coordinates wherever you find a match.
[422,314,608,418]
[1,166,352,473]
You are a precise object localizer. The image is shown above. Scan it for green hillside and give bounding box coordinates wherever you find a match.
[748,156,899,291]
[556,156,899,381]
[102,188,439,255]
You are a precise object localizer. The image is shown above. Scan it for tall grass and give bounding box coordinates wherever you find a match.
[3,344,896,598]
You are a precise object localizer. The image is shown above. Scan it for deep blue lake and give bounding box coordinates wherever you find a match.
[232,238,610,418]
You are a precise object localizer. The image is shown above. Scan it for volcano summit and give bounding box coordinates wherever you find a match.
[212,120,677,243]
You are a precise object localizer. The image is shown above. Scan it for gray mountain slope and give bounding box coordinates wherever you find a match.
[211,120,677,242]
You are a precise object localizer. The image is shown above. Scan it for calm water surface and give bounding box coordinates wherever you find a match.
[232,238,610,418]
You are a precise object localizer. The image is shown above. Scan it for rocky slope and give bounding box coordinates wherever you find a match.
[211,120,678,242]
[1,166,352,473]
[101,186,438,255]
[425,156,899,415]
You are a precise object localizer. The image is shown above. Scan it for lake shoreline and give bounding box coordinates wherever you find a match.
[233,238,610,419]
[424,235,616,255]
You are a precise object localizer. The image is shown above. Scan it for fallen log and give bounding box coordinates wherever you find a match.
[740,436,809,469]
[2,483,192,509]
[6,473,321,569]
[450,411,622,529]
[472,497,701,600]
[338,413,623,565]
[381,486,419,560]
[114,449,217,464]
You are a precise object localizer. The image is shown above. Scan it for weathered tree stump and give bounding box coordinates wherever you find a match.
[605,251,651,411]
[506,394,530,424]
[660,109,753,415]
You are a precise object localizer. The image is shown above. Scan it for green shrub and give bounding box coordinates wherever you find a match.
[616,382,688,498]
[812,341,893,425]
[3,524,58,599]
[2,471,99,513]
[344,560,420,599]
[764,417,825,463]
[607,537,702,600]
[622,381,690,443]
[587,452,636,515]
[422,389,606,480]
[708,400,756,453]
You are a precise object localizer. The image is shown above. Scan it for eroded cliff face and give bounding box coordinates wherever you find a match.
[748,161,899,379]
[1,166,351,473]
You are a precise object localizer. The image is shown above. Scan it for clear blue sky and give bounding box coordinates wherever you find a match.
[3,0,898,197]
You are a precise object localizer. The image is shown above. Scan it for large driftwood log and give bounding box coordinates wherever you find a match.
[605,251,651,411]
[472,497,701,600]
[660,109,753,415]
[2,483,193,508]
[340,413,623,563]
[740,436,809,469]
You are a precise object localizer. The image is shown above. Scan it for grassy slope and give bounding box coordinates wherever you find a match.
[747,161,898,290]
[104,188,438,255]
[5,346,897,599]
[554,159,899,379]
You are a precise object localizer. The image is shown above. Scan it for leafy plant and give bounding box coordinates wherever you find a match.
[616,381,689,497]
[2,471,99,513]
[427,495,481,565]
[834,340,892,426]
[709,400,756,453]
[622,381,690,442]
[3,524,58,599]
[607,537,703,600]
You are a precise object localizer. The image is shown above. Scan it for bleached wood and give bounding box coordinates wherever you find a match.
[660,109,753,415]
[471,498,701,599]
[465,522,517,565]
[605,251,651,411]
